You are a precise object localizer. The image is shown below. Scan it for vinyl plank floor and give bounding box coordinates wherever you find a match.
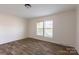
[0,38,78,55]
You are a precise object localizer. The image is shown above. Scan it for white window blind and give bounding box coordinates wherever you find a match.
[36,20,53,38]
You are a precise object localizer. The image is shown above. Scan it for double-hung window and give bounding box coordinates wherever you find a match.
[37,20,53,38]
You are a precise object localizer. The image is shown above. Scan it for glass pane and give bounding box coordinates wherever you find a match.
[37,28,43,36]
[44,20,53,28]
[44,28,53,38]
[37,22,43,28]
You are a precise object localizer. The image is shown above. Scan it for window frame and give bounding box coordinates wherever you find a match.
[36,20,53,38]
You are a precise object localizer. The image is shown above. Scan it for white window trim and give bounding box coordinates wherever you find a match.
[36,20,53,38]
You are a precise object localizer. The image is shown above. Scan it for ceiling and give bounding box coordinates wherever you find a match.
[0,4,77,19]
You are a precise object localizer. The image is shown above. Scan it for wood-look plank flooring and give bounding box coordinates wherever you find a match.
[0,38,78,55]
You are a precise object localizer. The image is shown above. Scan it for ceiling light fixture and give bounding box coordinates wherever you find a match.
[24,4,31,8]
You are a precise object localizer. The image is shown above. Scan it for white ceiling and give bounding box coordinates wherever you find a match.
[0,4,77,19]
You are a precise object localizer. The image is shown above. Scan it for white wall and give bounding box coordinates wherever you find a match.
[75,5,79,53]
[53,10,76,47]
[28,10,76,47]
[0,14,27,44]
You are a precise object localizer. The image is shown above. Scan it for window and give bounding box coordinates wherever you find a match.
[37,22,43,36]
[36,20,53,38]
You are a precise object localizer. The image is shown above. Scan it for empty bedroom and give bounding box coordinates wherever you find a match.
[0,4,79,55]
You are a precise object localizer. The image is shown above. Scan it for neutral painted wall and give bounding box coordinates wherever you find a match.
[53,10,76,47]
[28,10,76,47]
[75,5,79,53]
[0,14,27,44]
